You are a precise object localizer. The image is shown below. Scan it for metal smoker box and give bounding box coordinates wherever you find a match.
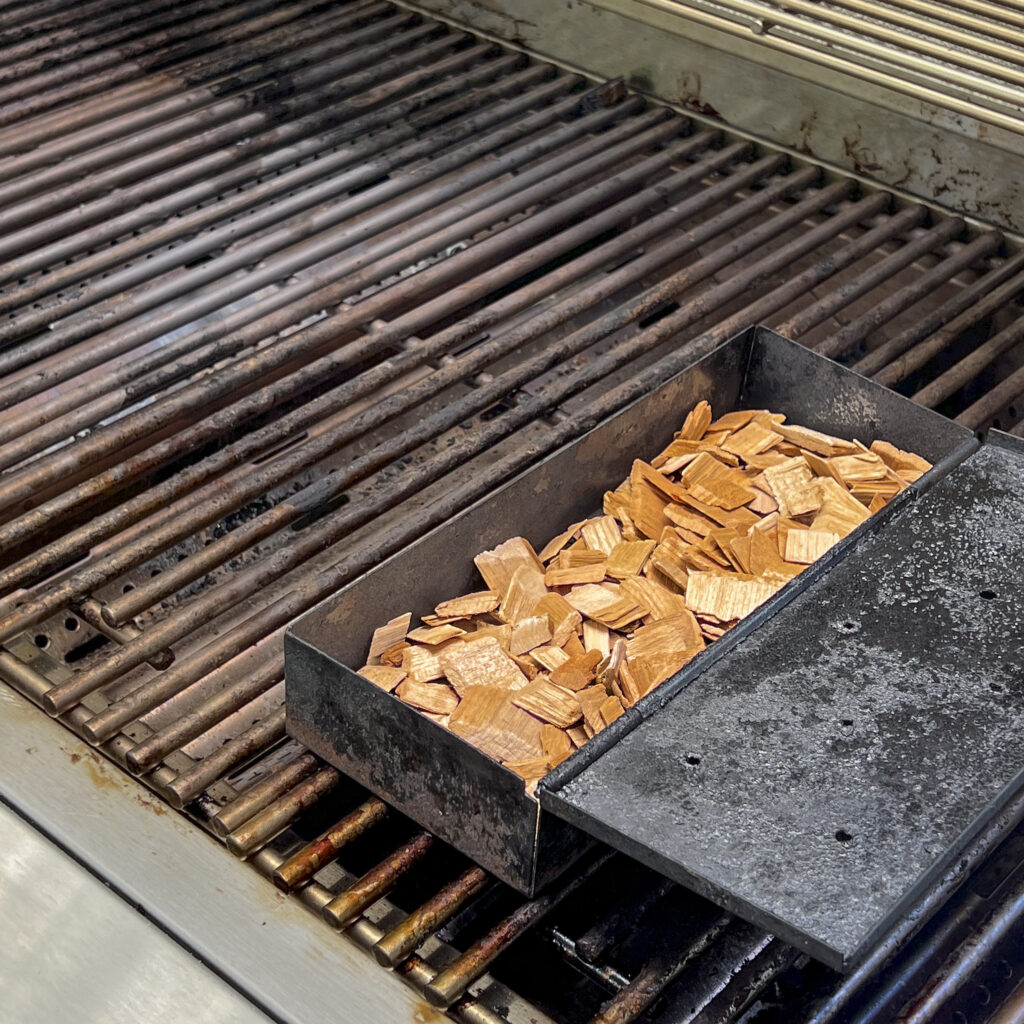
[285,326,977,895]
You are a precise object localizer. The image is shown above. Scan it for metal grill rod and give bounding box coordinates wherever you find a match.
[0,89,661,460]
[0,74,599,406]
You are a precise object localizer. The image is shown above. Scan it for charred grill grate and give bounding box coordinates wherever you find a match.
[1,1,1024,1021]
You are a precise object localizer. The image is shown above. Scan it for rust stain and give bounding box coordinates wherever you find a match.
[674,70,722,120]
[413,1001,445,1023]
[69,752,80,763]
[82,757,121,792]
[135,793,168,816]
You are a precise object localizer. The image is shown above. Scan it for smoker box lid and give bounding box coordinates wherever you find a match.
[540,434,1024,972]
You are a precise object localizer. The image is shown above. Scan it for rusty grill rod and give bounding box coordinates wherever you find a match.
[273,797,389,893]
[0,40,513,278]
[126,650,286,772]
[815,233,1007,363]
[955,348,1024,430]
[689,939,797,1024]
[0,74,601,413]
[0,0,395,153]
[322,831,435,928]
[163,702,288,808]
[914,310,1024,412]
[424,850,614,1007]
[856,251,1024,382]
[778,227,998,352]
[252,845,509,1024]
[373,866,491,967]
[211,748,319,836]
[0,92,664,464]
[50,180,865,722]
[224,763,341,856]
[589,914,733,1024]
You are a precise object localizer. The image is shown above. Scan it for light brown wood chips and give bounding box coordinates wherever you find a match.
[359,402,931,793]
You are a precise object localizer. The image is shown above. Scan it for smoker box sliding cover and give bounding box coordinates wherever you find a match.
[542,432,1024,971]
[285,326,977,895]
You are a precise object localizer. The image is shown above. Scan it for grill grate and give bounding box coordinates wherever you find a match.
[2,1,1024,1022]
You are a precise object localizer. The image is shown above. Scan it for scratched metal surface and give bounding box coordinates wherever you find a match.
[546,439,1024,971]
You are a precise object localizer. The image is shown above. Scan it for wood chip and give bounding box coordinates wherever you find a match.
[557,547,606,568]
[474,537,544,599]
[531,645,571,672]
[775,422,859,456]
[599,695,625,727]
[710,409,758,432]
[678,399,711,440]
[762,457,822,518]
[358,665,407,692]
[504,756,551,782]
[567,725,589,748]
[508,615,552,656]
[620,576,689,620]
[435,592,500,618]
[379,641,410,667]
[625,652,692,697]
[721,419,783,458]
[512,677,583,728]
[540,724,573,767]
[396,679,460,715]
[582,619,611,659]
[439,637,529,695]
[538,521,587,563]
[533,592,582,645]
[678,452,757,509]
[471,623,513,649]
[784,527,840,564]
[578,684,609,735]
[403,645,446,683]
[828,452,888,484]
[870,439,932,474]
[368,613,411,664]
[545,563,607,587]
[407,624,467,645]
[581,515,623,556]
[812,477,870,537]
[626,613,705,661]
[499,564,549,624]
[448,686,545,762]
[685,572,785,621]
[550,650,602,691]
[605,540,655,579]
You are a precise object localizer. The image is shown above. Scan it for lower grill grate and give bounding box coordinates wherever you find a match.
[1,1,1024,1022]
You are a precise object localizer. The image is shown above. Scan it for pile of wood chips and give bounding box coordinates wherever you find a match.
[358,402,932,792]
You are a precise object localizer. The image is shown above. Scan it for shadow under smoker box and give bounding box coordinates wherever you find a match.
[285,325,977,897]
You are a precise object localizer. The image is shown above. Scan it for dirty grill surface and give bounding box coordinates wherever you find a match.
[2,1,1024,1022]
